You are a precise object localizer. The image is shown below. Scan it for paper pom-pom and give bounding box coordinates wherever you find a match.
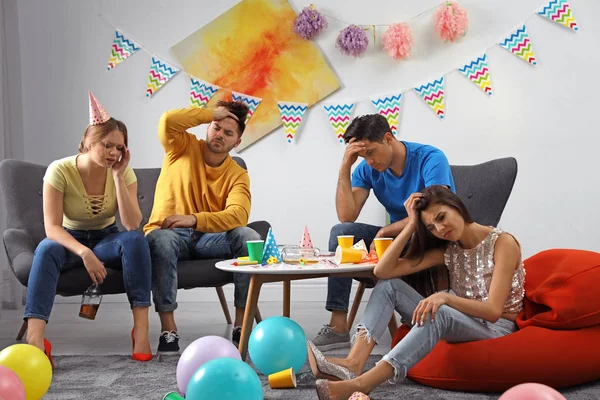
[382,23,413,60]
[293,6,328,40]
[336,25,369,57]
[435,1,468,42]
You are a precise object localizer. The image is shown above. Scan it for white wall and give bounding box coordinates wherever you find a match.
[9,0,600,304]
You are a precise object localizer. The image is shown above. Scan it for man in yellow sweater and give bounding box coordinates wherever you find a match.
[144,100,261,354]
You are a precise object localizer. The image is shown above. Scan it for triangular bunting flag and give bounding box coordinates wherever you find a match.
[499,25,538,66]
[261,228,282,264]
[414,78,445,119]
[324,103,355,143]
[537,0,578,31]
[371,94,402,136]
[278,101,308,143]
[299,226,313,248]
[232,92,262,124]
[146,56,179,97]
[190,77,219,108]
[107,30,140,71]
[458,54,493,96]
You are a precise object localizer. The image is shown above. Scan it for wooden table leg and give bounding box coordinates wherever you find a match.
[239,275,263,360]
[283,280,291,318]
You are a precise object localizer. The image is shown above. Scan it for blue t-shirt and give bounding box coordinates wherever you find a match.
[351,141,455,223]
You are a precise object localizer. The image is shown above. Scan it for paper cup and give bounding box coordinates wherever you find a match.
[373,238,393,259]
[268,367,297,389]
[162,392,185,400]
[335,245,363,264]
[337,235,355,248]
[247,240,265,263]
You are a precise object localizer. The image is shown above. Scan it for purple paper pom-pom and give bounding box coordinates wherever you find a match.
[293,6,328,40]
[336,25,369,57]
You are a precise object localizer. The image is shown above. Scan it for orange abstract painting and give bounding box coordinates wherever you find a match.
[171,0,341,151]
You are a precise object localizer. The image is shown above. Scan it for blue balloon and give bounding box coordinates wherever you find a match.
[186,357,263,400]
[248,316,307,376]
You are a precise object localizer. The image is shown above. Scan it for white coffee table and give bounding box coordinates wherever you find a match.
[216,259,377,359]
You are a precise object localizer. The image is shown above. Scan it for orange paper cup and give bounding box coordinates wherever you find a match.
[335,245,363,264]
[268,367,297,389]
[373,238,393,259]
[337,235,355,248]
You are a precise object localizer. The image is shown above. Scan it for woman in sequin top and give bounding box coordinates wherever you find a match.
[308,185,526,400]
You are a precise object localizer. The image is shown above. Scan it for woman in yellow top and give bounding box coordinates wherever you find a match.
[23,92,152,365]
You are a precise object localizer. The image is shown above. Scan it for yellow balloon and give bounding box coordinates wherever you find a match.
[0,344,52,400]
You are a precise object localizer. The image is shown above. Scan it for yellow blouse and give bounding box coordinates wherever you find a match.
[43,155,136,231]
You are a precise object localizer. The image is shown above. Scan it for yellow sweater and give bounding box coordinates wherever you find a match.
[143,108,251,235]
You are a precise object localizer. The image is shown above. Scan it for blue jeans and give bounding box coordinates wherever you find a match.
[146,227,261,312]
[357,278,517,380]
[326,223,381,312]
[24,225,152,322]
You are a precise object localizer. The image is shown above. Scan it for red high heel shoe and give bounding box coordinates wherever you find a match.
[131,329,153,362]
[43,338,56,369]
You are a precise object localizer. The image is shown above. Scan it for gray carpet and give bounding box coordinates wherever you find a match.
[45,355,599,400]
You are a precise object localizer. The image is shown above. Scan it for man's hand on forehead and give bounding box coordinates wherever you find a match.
[213,106,239,122]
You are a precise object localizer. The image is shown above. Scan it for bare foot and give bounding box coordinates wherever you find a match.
[328,380,363,400]
[27,337,45,352]
[133,328,151,354]
[328,357,361,376]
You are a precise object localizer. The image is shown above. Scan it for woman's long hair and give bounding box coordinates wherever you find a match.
[402,185,473,297]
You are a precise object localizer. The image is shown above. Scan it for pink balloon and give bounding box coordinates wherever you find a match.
[176,336,241,395]
[499,383,567,400]
[0,365,26,400]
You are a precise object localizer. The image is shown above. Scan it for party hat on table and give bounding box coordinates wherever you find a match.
[88,91,110,125]
[261,228,282,264]
[299,226,313,248]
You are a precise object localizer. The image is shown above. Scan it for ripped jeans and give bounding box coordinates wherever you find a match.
[355,278,517,380]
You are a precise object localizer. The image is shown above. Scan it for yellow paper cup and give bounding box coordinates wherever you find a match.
[268,367,297,389]
[335,245,363,264]
[337,235,355,248]
[373,238,393,259]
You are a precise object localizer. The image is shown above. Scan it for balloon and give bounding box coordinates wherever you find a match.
[248,316,307,376]
[176,335,240,395]
[499,383,567,400]
[0,344,52,400]
[0,365,26,400]
[186,357,263,400]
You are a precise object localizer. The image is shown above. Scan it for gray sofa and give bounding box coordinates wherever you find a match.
[0,156,270,338]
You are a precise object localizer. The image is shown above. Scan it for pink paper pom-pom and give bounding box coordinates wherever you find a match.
[435,1,468,42]
[382,23,413,60]
[336,25,369,57]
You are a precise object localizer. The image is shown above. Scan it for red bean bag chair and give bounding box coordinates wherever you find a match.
[390,249,600,392]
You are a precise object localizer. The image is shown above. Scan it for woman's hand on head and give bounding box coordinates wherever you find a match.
[112,146,130,178]
[404,192,423,231]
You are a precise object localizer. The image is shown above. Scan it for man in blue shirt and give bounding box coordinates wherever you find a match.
[312,114,455,351]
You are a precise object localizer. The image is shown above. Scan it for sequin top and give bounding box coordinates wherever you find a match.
[444,228,525,314]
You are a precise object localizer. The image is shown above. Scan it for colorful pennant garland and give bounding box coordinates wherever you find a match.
[231,92,262,124]
[537,0,578,31]
[414,78,445,119]
[499,25,538,66]
[324,103,355,143]
[278,102,308,143]
[107,30,140,71]
[146,56,179,97]
[371,94,402,136]
[189,77,219,108]
[458,54,493,96]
